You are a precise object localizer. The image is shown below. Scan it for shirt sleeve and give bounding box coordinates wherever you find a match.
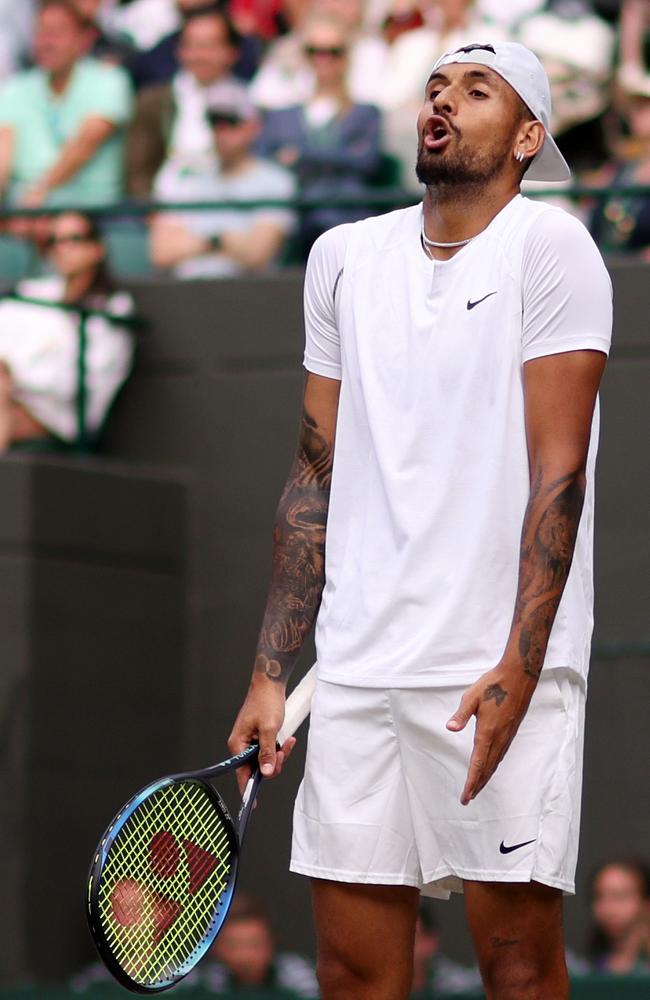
[84,64,133,126]
[303,223,351,381]
[521,208,613,363]
[0,76,22,127]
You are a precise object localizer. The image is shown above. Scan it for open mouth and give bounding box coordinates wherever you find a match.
[424,115,452,150]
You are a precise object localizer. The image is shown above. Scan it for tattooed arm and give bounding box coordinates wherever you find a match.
[228,372,341,790]
[447,348,607,805]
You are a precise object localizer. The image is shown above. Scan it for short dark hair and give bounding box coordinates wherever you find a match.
[39,0,92,31]
[224,892,272,928]
[182,2,242,49]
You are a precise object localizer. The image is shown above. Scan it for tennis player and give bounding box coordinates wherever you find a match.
[229,41,613,999]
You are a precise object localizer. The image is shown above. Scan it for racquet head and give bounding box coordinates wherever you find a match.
[87,776,240,993]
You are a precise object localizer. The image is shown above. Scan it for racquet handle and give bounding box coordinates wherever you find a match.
[277,665,316,744]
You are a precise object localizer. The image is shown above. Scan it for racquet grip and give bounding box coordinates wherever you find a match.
[277,665,316,744]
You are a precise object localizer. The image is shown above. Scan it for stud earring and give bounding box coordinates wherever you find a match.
[514,150,525,163]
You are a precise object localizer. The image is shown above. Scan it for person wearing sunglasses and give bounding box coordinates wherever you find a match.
[0,212,133,450]
[149,92,296,278]
[257,13,381,256]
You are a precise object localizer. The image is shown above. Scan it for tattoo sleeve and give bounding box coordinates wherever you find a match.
[508,467,586,681]
[253,406,333,684]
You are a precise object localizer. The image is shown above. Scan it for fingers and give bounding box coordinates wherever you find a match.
[257,722,279,777]
[460,733,512,806]
[446,688,478,732]
[262,736,297,780]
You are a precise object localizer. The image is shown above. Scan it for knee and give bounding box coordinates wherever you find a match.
[482,954,567,1000]
[317,952,370,995]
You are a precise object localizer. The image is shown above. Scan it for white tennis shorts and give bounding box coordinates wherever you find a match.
[290,668,585,898]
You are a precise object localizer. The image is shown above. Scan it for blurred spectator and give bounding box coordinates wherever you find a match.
[250,0,370,111]
[588,859,650,975]
[183,893,318,996]
[105,0,181,52]
[474,0,543,31]
[0,212,134,450]
[149,92,295,278]
[410,903,482,998]
[128,0,258,89]
[516,0,616,174]
[126,5,247,197]
[0,0,38,79]
[589,73,650,255]
[618,0,650,95]
[257,13,382,255]
[0,0,133,209]
[71,0,135,65]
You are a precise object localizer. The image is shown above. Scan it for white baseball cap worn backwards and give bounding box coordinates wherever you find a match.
[431,41,571,182]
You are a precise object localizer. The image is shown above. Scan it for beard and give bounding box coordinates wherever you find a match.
[415,132,511,189]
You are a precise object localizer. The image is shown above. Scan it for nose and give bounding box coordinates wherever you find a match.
[432,86,455,116]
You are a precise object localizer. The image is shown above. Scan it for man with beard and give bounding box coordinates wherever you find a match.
[228,42,613,1000]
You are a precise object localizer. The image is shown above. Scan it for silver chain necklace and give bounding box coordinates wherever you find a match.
[420,216,479,251]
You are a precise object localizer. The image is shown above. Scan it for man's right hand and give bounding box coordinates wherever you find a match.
[228,679,296,796]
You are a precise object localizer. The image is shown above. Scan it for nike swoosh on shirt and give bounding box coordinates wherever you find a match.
[467,291,498,310]
[499,838,536,855]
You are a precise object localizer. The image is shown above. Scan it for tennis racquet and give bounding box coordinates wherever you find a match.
[86,666,316,994]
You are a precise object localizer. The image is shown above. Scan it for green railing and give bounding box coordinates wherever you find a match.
[0,182,647,216]
[1,974,649,998]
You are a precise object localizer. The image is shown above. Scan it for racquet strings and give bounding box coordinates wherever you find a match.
[95,780,234,988]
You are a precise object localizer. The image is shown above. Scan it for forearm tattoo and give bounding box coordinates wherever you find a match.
[254,407,333,683]
[513,468,585,681]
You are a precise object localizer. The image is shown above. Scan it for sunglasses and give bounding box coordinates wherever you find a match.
[206,111,244,127]
[304,45,346,58]
[46,233,96,248]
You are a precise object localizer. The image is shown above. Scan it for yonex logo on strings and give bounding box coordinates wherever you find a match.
[111,829,220,945]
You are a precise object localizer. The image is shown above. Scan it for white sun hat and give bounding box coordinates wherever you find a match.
[430,41,571,182]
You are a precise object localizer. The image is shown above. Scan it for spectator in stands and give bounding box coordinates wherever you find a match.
[410,903,482,997]
[0,212,134,450]
[589,73,650,255]
[0,0,133,209]
[257,13,382,254]
[149,91,295,278]
[0,0,37,79]
[587,859,650,976]
[250,0,370,111]
[128,0,258,89]
[126,5,247,197]
[516,0,615,174]
[188,893,318,996]
[618,0,650,95]
[71,0,135,65]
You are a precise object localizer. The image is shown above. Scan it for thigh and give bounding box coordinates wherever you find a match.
[464,879,568,985]
[311,878,419,999]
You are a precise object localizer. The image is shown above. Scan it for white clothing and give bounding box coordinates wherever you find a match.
[105,0,178,51]
[291,669,585,896]
[0,277,133,440]
[303,196,612,688]
[159,157,296,279]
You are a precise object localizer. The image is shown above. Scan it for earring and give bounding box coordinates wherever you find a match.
[514,150,525,163]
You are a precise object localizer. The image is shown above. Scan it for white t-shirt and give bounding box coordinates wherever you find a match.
[304,195,612,687]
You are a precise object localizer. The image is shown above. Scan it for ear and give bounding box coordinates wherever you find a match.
[515,119,545,162]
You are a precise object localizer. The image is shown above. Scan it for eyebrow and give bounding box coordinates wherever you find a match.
[426,69,499,88]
